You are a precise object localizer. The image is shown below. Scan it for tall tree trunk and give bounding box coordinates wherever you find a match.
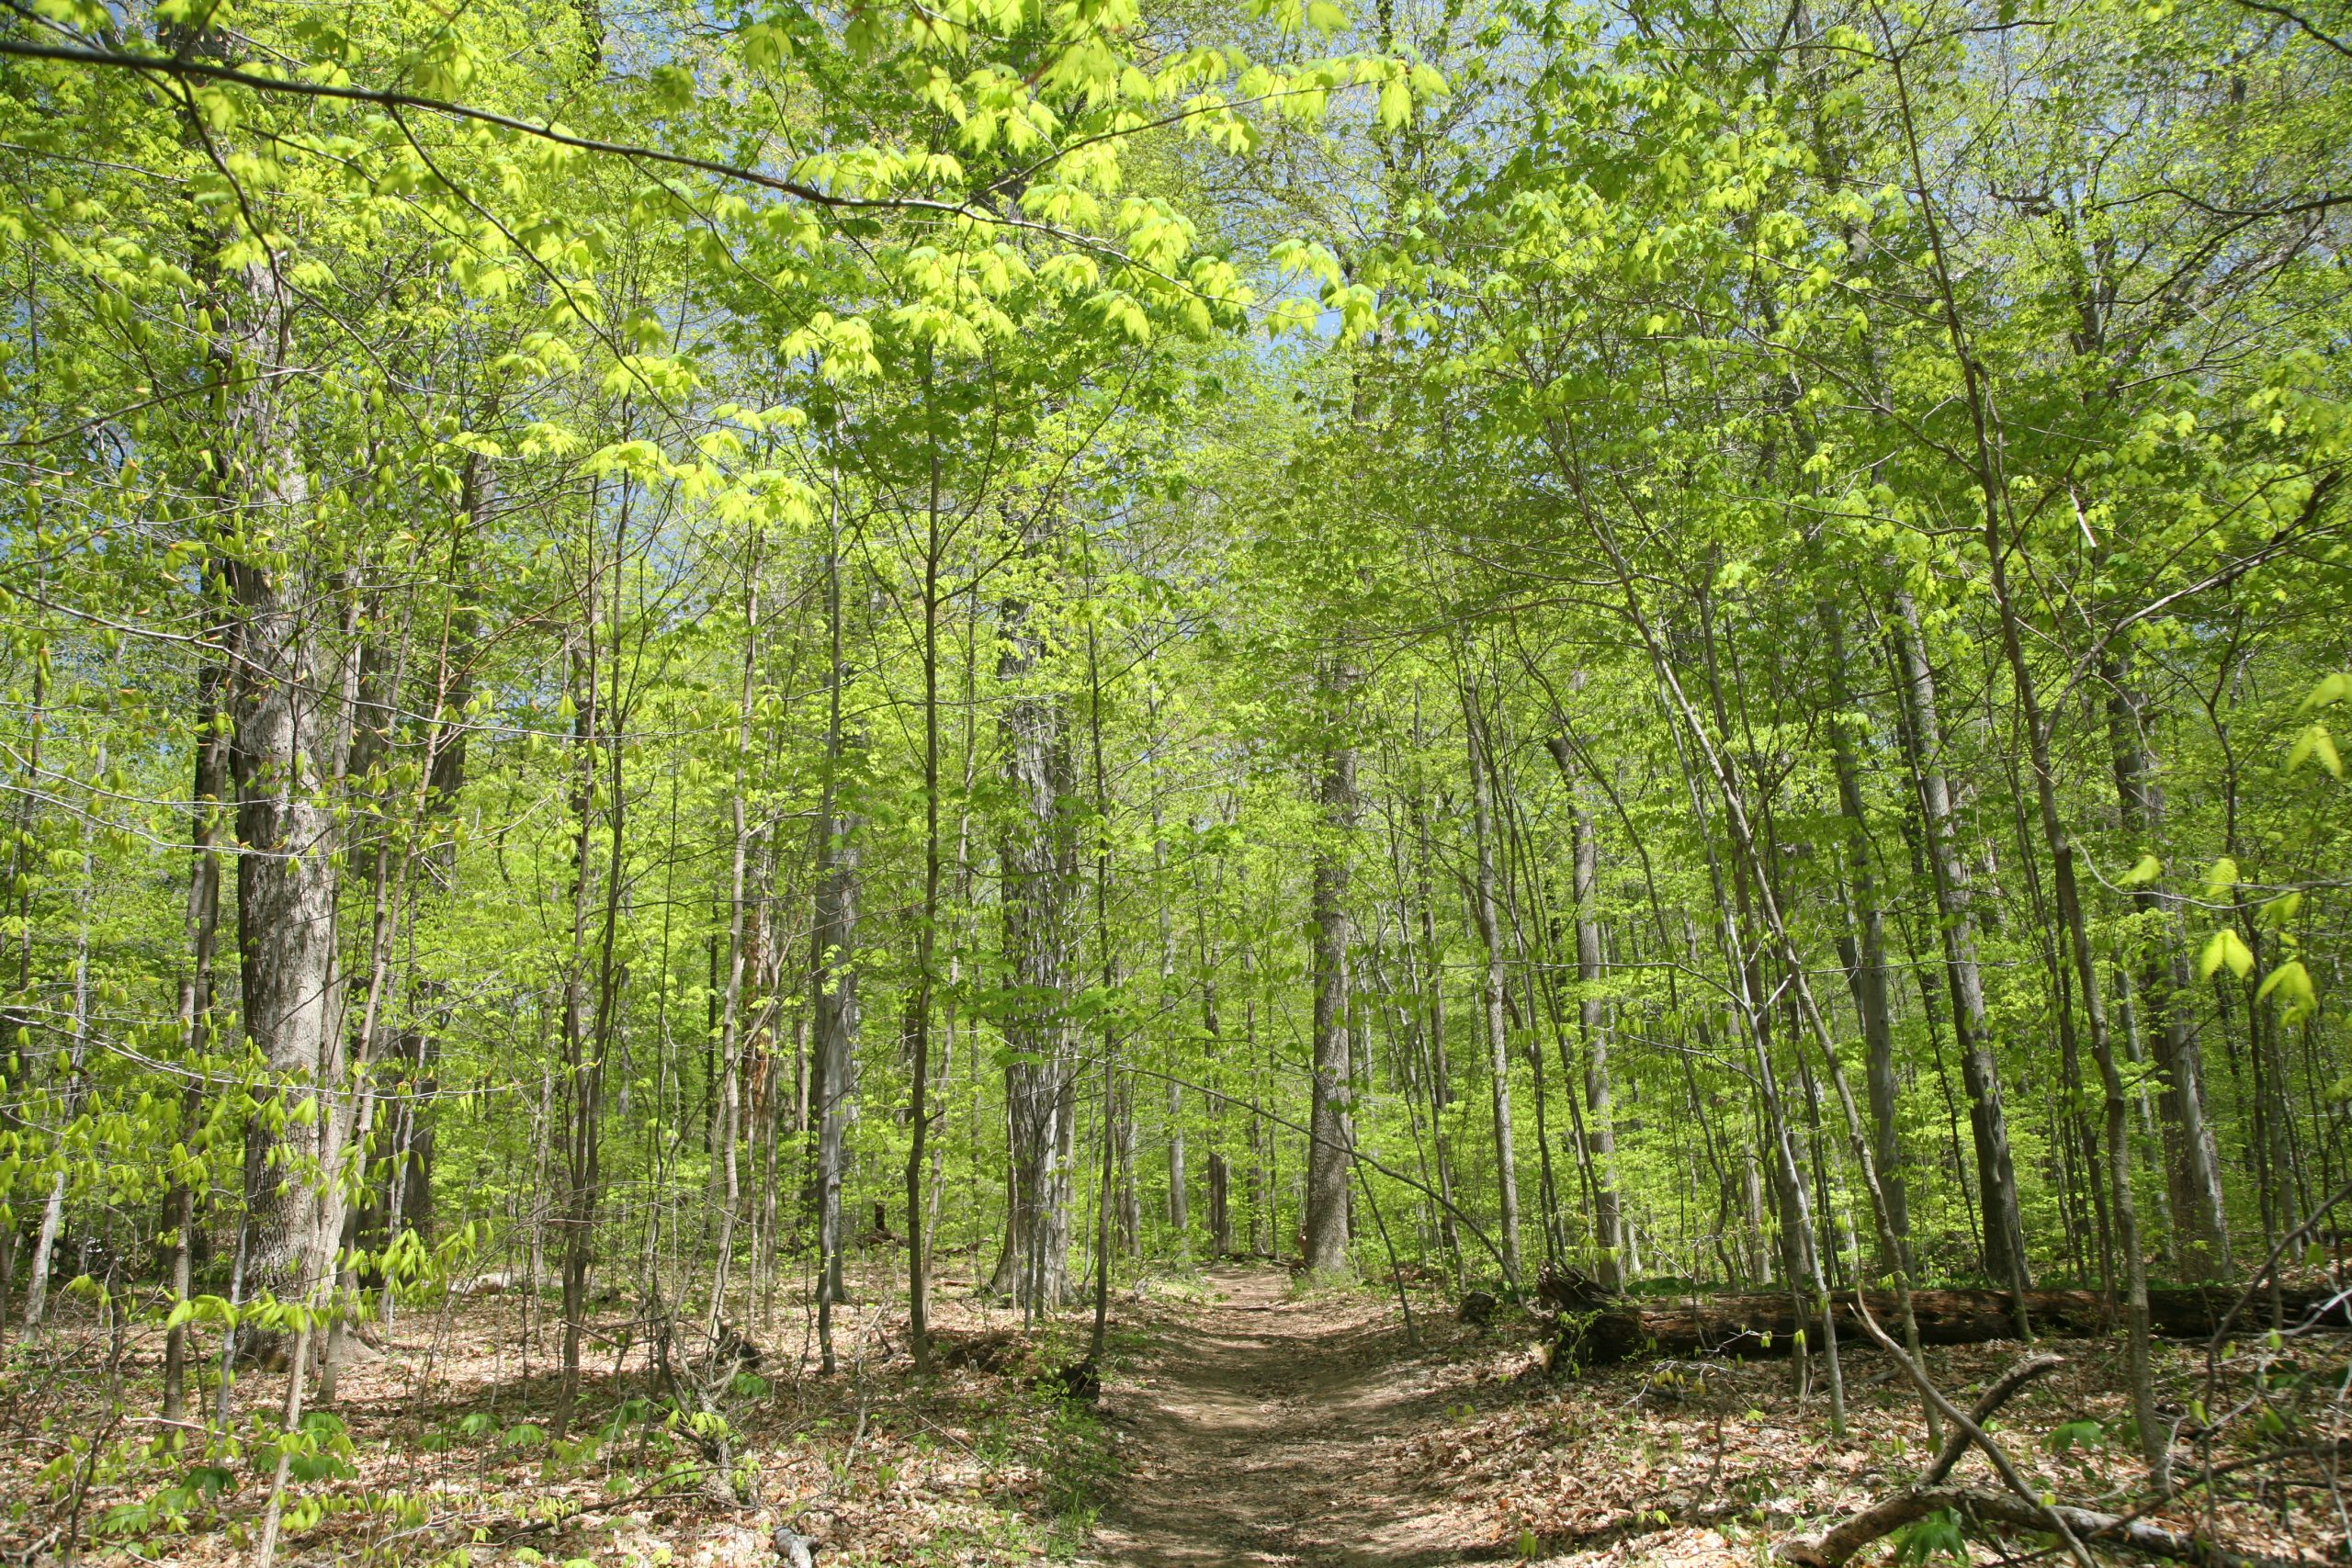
[2105,648,2230,1278]
[1889,593,2031,1325]
[1883,35,2157,1454]
[1462,671,1521,1287]
[994,521,1076,1316]
[813,530,860,1368]
[220,252,345,1335]
[1985,563,2159,1466]
[24,849,95,1331]
[706,535,763,1333]
[1821,605,1910,1269]
[1410,785,1463,1285]
[322,599,413,1403]
[383,474,486,1276]
[1544,734,1621,1288]
[163,626,229,1418]
[1304,658,1359,1278]
[906,453,944,1374]
[1156,798,1188,1249]
[553,481,628,1437]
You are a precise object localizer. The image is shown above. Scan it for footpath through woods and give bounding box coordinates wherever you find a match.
[1071,1267,2340,1568]
[1085,1266,1492,1567]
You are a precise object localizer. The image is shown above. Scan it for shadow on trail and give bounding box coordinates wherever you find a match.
[1089,1265,1495,1568]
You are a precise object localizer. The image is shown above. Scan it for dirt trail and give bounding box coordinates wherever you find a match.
[1086,1265,1487,1567]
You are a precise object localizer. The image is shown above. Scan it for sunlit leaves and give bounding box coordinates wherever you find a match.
[2303,672,2352,712]
[2199,928,2255,981]
[2257,960,2317,1021]
[2287,722,2342,779]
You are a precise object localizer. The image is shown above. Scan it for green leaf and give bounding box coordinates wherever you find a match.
[2258,892,2303,928]
[2256,960,2315,1019]
[2288,722,2342,778]
[1894,1507,1969,1564]
[2299,671,2352,712]
[2046,1418,2105,1453]
[2199,928,2255,981]
[2121,853,2163,886]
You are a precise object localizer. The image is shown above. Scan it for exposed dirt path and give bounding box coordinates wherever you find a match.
[1085,1265,1489,1568]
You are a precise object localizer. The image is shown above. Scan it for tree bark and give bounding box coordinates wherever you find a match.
[1304,658,1360,1278]
[812,530,860,1369]
[1544,734,1620,1288]
[2105,647,2231,1278]
[1821,606,1910,1265]
[217,243,345,1329]
[993,519,1076,1316]
[705,535,763,1334]
[1890,593,2031,1324]
[163,626,228,1417]
[1462,671,1521,1286]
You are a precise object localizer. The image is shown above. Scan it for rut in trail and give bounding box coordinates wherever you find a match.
[1084,1265,1491,1568]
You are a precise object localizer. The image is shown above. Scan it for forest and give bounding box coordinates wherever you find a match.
[0,0,2348,1564]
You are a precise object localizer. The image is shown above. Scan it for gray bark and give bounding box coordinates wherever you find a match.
[992,526,1076,1315]
[1462,677,1521,1286]
[1822,607,1910,1266]
[813,538,860,1363]
[2105,649,2231,1278]
[1891,593,2030,1315]
[218,249,345,1319]
[1544,735,1621,1288]
[1304,660,1359,1278]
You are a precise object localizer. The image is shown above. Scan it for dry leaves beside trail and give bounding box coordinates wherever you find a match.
[0,1267,1117,1568]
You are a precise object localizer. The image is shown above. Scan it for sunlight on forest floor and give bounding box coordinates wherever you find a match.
[5,1262,2338,1566]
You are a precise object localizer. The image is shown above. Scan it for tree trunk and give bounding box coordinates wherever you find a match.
[813,535,860,1368]
[1304,658,1359,1278]
[1207,1152,1232,1258]
[1410,784,1463,1284]
[553,478,629,1435]
[994,523,1076,1316]
[1885,50,2157,1445]
[163,633,228,1417]
[1821,606,1910,1266]
[1544,734,1620,1288]
[1991,597,2158,1465]
[1462,671,1521,1286]
[1890,593,2031,1324]
[706,536,763,1332]
[220,250,344,1329]
[2105,647,2231,1278]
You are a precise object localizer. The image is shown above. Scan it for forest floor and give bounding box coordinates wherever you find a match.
[0,1261,2340,1567]
[1084,1266,2340,1568]
[1083,1264,1481,1566]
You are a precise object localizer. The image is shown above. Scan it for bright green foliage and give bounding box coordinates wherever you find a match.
[0,0,2349,1545]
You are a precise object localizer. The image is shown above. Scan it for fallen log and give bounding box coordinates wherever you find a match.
[1546,1282,2350,1366]
[1778,1485,2305,1568]
[1782,1352,2303,1568]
